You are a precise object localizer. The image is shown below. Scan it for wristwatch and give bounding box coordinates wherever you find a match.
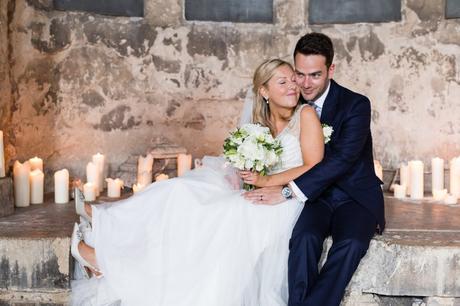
[281,185,293,200]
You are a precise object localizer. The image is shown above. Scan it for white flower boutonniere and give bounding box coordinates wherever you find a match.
[322,124,334,144]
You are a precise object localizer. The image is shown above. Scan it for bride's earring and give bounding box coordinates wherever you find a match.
[264,97,269,104]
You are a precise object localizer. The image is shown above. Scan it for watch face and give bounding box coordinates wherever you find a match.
[282,186,292,198]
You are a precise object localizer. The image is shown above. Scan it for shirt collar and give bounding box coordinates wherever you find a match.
[311,80,331,109]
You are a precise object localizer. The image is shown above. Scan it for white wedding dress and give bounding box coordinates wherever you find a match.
[72,106,306,306]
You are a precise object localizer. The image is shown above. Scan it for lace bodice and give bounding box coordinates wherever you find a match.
[268,105,307,175]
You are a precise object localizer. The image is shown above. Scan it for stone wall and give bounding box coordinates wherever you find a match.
[1,0,460,186]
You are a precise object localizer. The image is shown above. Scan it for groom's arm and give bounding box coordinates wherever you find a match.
[292,97,372,202]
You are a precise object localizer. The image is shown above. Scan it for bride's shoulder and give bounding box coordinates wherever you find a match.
[298,104,317,120]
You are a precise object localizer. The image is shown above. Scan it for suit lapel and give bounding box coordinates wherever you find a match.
[320,79,339,125]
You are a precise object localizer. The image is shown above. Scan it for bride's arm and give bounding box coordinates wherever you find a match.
[241,107,324,187]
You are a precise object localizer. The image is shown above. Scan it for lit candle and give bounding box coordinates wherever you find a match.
[444,194,458,205]
[92,153,105,192]
[433,189,448,201]
[400,163,411,196]
[155,173,169,182]
[431,157,444,194]
[83,182,97,201]
[177,154,192,177]
[409,160,424,200]
[449,157,460,199]
[29,169,44,204]
[29,156,43,172]
[137,154,153,186]
[13,161,31,207]
[86,162,100,197]
[106,178,124,198]
[132,183,145,194]
[0,131,5,178]
[393,184,406,199]
[54,169,69,204]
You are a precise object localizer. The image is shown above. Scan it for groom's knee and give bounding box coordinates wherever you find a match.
[289,231,323,251]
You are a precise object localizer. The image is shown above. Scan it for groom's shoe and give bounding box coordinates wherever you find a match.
[75,188,91,223]
[71,223,102,279]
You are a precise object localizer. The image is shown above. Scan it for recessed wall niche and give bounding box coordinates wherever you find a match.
[185,0,273,23]
[53,0,144,17]
[309,0,401,24]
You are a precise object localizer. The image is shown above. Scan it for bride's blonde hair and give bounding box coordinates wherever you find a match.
[252,59,295,136]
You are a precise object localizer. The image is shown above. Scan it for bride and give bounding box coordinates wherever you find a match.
[71,58,324,306]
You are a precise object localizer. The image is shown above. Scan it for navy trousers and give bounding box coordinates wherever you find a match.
[288,187,377,306]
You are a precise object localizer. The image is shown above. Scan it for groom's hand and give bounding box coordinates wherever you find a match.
[243,186,285,205]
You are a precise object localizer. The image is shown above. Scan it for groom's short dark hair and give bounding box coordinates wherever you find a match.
[294,33,334,68]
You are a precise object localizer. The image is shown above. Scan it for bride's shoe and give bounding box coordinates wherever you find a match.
[71,223,102,279]
[75,188,91,223]
[79,217,94,248]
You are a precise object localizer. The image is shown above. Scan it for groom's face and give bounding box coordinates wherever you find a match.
[294,53,334,102]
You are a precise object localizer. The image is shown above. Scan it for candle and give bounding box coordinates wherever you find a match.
[83,182,97,201]
[177,154,192,177]
[54,169,69,204]
[137,154,153,186]
[132,183,145,194]
[400,163,411,196]
[13,161,31,207]
[29,156,43,172]
[445,194,458,205]
[449,157,460,199]
[86,162,100,197]
[155,173,169,182]
[29,169,44,204]
[393,184,406,199]
[92,153,105,192]
[409,160,424,200]
[433,189,448,201]
[431,157,444,194]
[0,131,5,177]
[106,178,124,198]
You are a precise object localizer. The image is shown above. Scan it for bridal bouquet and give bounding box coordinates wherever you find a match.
[223,123,283,190]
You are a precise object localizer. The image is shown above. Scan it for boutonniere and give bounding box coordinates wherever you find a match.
[322,124,334,144]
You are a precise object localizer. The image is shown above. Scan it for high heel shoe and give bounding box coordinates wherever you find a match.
[71,223,103,279]
[75,188,91,223]
[79,216,94,248]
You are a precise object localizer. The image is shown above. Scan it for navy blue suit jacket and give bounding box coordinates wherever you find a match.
[294,80,385,233]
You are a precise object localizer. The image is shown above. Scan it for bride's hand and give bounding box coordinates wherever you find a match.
[239,171,268,187]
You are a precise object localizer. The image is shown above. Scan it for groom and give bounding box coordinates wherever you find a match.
[249,33,385,305]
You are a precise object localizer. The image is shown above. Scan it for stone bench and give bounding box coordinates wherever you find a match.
[0,194,459,305]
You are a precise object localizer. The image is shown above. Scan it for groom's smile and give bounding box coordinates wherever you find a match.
[294,53,335,102]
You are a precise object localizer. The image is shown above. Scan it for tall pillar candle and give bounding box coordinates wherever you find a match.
[54,169,69,204]
[0,131,5,177]
[106,178,123,198]
[393,184,406,199]
[431,157,444,194]
[177,154,192,177]
[83,182,97,201]
[13,161,31,207]
[30,169,44,204]
[137,154,153,186]
[450,157,460,199]
[29,156,43,172]
[409,160,424,200]
[92,153,105,192]
[400,163,411,196]
[86,162,100,196]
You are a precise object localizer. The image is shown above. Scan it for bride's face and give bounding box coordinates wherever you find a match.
[262,65,300,110]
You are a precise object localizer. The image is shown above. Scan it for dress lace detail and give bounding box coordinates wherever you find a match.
[269,104,308,175]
